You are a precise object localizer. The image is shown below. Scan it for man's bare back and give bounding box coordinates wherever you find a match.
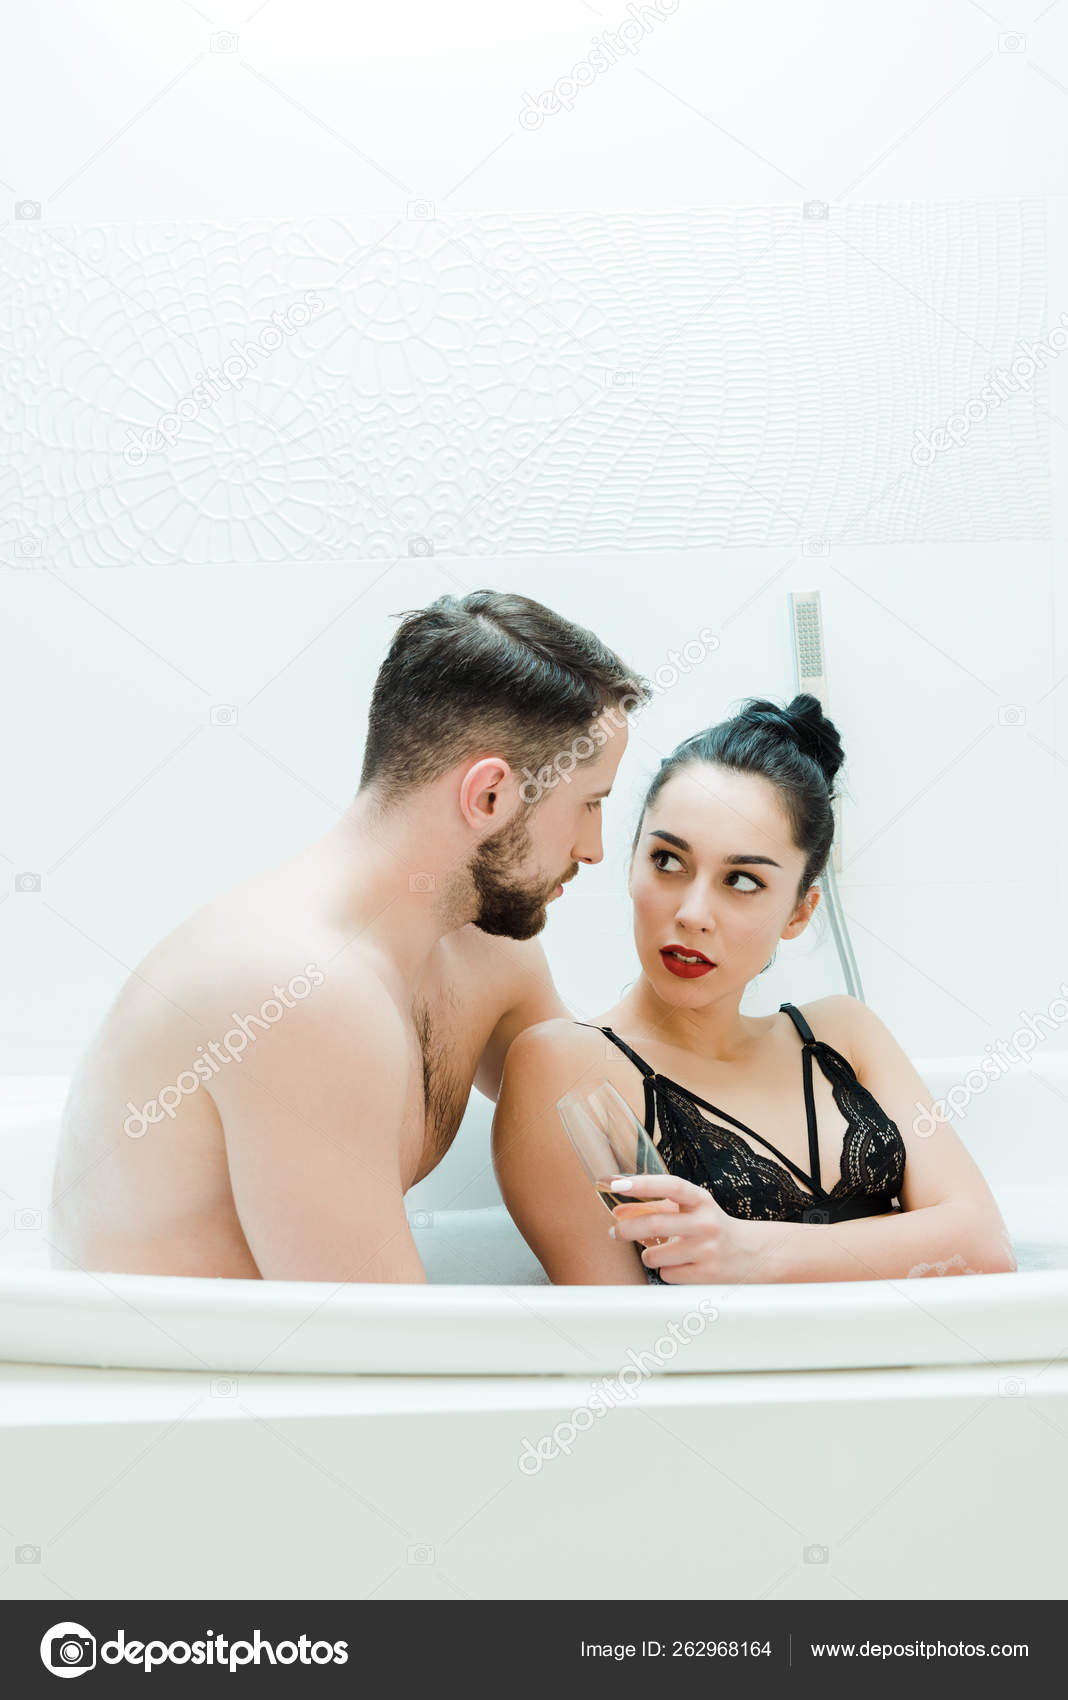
[50,825,569,1282]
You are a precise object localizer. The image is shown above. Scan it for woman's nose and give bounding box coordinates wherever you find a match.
[675,895,713,933]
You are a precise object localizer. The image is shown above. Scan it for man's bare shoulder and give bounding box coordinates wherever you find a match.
[189,931,411,1135]
[139,877,403,1049]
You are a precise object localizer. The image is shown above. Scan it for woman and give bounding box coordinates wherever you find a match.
[492,695,1017,1284]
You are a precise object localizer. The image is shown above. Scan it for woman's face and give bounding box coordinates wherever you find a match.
[628,763,818,1002]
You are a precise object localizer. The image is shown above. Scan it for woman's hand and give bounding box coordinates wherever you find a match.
[608,1173,775,1283]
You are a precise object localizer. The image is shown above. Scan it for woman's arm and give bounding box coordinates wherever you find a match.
[756,996,1017,1281]
[491,1019,650,1284]
[746,1201,1010,1282]
[612,996,1018,1283]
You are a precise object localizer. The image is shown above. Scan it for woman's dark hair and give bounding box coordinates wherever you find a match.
[631,693,846,904]
[359,590,651,807]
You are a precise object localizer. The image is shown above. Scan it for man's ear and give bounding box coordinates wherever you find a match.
[458,757,512,829]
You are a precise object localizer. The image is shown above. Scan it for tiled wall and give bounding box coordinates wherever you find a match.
[2,3,1065,1069]
[5,203,1051,564]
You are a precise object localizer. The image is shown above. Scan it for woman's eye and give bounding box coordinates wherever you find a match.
[649,851,765,890]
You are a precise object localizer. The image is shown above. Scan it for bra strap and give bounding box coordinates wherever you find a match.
[573,1023,658,1140]
[779,1001,816,1046]
[801,1046,822,1193]
[779,1003,822,1193]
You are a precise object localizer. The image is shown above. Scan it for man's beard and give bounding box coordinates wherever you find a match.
[470,809,558,940]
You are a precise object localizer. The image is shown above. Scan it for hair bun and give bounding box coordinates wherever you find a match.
[740,694,844,792]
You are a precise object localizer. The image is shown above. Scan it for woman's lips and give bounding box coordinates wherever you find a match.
[660,947,716,979]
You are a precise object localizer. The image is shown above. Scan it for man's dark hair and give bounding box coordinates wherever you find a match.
[359,590,650,806]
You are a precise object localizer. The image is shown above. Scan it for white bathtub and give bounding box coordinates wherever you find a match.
[2,1056,1066,1601]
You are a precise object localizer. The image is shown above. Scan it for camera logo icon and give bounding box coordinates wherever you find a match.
[997,1375,1026,1396]
[803,200,829,220]
[409,1210,434,1229]
[210,1376,237,1397]
[998,33,1026,53]
[210,31,238,52]
[407,200,435,220]
[17,536,43,557]
[409,872,435,893]
[407,1543,435,1564]
[802,537,829,556]
[803,1543,829,1564]
[16,200,42,220]
[40,1621,97,1677]
[15,1208,42,1230]
[15,872,41,893]
[407,536,434,556]
[997,704,1026,727]
[209,704,238,726]
[802,1207,830,1224]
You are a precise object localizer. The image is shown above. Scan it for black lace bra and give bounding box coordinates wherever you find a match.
[577,1002,907,1285]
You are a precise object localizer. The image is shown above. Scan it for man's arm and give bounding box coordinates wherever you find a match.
[473,936,572,1103]
[211,979,427,1282]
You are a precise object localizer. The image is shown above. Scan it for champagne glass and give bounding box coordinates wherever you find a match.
[557,1079,673,1247]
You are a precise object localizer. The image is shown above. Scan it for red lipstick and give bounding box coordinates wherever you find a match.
[660,944,716,979]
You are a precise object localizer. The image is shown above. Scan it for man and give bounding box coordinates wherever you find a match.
[50,590,649,1281]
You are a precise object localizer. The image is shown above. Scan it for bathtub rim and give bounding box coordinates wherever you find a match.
[0,1262,1063,1377]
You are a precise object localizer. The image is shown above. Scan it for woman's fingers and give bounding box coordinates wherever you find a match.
[611,1210,689,1242]
[609,1172,717,1211]
[611,1198,680,1223]
[641,1239,702,1270]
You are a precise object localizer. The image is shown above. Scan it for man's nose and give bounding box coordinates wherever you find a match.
[575,817,605,866]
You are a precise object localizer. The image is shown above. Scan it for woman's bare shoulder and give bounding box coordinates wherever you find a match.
[794,993,867,1071]
[499,1017,652,1138]
[502,1016,620,1073]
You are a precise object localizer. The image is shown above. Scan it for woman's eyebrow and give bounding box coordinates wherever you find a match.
[646,829,782,868]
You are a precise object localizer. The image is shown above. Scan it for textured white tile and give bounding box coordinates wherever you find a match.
[2,204,1050,566]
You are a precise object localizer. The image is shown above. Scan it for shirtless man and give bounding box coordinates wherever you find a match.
[50,589,648,1281]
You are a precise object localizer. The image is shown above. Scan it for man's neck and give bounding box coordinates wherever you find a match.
[318,793,475,990]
